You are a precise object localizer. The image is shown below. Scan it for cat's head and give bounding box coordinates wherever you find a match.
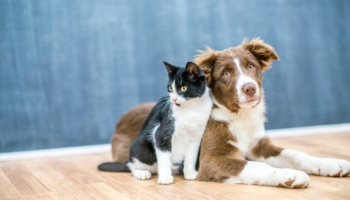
[163,61,207,106]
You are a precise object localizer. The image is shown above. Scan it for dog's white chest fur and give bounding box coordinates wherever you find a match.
[212,98,266,156]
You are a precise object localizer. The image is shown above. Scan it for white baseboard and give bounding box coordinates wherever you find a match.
[1,123,349,162]
[267,123,350,138]
[0,144,111,162]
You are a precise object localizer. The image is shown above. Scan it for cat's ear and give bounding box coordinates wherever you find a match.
[194,47,217,86]
[185,62,200,77]
[163,61,176,75]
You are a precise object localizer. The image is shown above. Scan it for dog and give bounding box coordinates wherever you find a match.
[109,38,350,188]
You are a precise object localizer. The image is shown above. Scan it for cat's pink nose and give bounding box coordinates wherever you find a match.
[172,98,177,103]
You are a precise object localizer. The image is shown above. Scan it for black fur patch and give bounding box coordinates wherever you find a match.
[98,162,130,172]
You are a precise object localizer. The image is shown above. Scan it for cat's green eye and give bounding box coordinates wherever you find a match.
[168,85,173,92]
[180,86,187,92]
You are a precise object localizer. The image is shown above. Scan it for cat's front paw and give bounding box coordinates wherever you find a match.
[132,169,152,180]
[158,175,174,184]
[308,158,350,177]
[184,171,198,180]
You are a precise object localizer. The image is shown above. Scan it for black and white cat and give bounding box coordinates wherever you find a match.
[98,61,212,184]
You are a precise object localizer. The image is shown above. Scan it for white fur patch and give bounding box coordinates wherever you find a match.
[263,149,350,177]
[132,169,152,180]
[158,174,174,185]
[171,88,212,180]
[233,58,244,75]
[127,157,158,180]
[212,97,266,156]
[171,88,212,161]
[233,58,260,107]
[150,124,160,145]
[155,148,173,184]
[223,161,310,188]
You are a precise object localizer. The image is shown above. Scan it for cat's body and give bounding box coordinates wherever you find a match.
[98,62,212,184]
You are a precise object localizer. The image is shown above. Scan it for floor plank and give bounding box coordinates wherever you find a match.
[1,163,50,196]
[1,133,350,200]
[0,170,25,200]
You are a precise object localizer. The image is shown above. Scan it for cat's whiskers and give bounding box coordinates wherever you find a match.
[157,98,169,108]
[161,99,172,115]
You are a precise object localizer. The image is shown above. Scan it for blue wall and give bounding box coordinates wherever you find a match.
[1,0,350,152]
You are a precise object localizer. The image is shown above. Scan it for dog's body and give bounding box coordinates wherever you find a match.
[111,102,156,163]
[110,39,350,188]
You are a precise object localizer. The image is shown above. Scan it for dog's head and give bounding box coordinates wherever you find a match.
[194,38,279,112]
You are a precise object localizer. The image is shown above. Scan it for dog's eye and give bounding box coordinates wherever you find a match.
[180,86,187,92]
[223,71,231,77]
[248,65,255,70]
[168,85,173,92]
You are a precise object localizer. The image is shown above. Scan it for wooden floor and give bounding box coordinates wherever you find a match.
[1,133,350,200]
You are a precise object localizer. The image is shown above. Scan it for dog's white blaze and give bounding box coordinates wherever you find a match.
[233,58,260,104]
[234,58,244,75]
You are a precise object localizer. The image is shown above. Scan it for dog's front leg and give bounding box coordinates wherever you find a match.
[225,161,310,188]
[198,156,310,188]
[248,137,350,177]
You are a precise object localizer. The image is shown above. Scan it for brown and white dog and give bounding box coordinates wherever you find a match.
[110,38,350,188]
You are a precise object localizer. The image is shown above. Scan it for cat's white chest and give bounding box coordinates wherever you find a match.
[170,96,212,163]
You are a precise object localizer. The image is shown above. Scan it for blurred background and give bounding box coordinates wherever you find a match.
[1,0,350,153]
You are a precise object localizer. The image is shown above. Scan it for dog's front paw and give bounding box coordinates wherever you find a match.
[158,175,174,184]
[274,169,310,189]
[310,158,350,177]
[184,171,198,180]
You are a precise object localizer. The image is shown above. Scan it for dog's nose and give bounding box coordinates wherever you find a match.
[242,83,256,96]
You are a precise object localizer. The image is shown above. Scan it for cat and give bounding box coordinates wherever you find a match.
[98,61,213,184]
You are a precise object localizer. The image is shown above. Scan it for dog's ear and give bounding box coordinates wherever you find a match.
[194,47,217,86]
[242,38,279,71]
